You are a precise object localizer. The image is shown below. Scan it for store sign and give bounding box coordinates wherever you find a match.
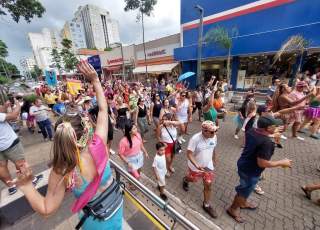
[147,49,166,57]
[137,43,179,61]
[107,58,123,65]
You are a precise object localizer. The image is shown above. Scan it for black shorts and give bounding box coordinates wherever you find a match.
[195,102,202,110]
[108,127,114,142]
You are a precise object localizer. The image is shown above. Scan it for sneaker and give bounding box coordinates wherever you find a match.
[8,186,17,195]
[234,134,239,139]
[110,149,116,155]
[310,134,320,140]
[280,135,287,140]
[182,178,189,191]
[202,203,218,218]
[160,193,168,201]
[32,174,43,186]
[296,136,305,141]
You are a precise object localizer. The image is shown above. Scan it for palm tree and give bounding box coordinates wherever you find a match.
[273,35,310,72]
[204,26,238,85]
[0,40,8,58]
[124,0,157,79]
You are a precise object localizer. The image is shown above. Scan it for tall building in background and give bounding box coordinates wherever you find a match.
[74,4,120,50]
[28,28,61,70]
[61,20,87,51]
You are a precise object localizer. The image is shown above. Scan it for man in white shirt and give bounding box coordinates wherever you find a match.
[182,121,218,218]
[30,98,53,141]
[0,99,41,195]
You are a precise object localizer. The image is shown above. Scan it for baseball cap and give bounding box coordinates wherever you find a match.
[257,115,283,129]
[257,105,268,115]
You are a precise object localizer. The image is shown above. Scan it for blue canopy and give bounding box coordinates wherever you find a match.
[178,72,195,82]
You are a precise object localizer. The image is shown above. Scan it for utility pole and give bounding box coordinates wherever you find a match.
[141,12,148,80]
[195,5,204,86]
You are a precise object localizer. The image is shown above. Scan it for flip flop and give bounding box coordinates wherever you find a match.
[301,186,311,200]
[240,203,258,210]
[226,209,245,223]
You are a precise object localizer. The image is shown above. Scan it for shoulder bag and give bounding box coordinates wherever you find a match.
[163,124,182,154]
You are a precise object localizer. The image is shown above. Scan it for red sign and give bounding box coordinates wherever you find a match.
[107,58,123,65]
[147,49,166,57]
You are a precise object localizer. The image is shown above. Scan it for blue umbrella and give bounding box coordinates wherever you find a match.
[178,72,195,82]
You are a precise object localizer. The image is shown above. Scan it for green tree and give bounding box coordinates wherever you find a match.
[30,65,42,80]
[51,48,62,78]
[124,0,157,78]
[205,26,238,85]
[0,40,8,58]
[60,39,79,72]
[0,58,19,77]
[273,35,310,73]
[0,0,45,23]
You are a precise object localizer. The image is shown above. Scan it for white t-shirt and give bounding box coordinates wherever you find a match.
[30,105,49,122]
[0,113,18,151]
[187,132,217,172]
[160,126,177,143]
[152,154,167,179]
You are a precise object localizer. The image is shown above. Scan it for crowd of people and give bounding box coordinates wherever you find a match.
[0,62,319,228]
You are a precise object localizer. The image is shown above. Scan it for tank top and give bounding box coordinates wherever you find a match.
[117,107,128,117]
[176,100,189,117]
[138,105,147,118]
[203,107,217,122]
[153,102,162,117]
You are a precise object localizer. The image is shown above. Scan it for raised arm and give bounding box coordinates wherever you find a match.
[78,61,108,143]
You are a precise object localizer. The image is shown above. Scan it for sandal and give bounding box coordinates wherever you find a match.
[169,167,175,173]
[301,186,311,200]
[226,209,245,223]
[254,185,265,195]
[240,202,258,210]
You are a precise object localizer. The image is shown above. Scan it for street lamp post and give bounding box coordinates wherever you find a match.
[195,5,204,86]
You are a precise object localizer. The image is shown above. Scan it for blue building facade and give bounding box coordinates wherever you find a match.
[174,0,320,90]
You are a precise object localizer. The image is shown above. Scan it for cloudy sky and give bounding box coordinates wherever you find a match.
[0,0,180,71]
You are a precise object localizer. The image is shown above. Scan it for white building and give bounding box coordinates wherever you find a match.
[61,20,87,51]
[20,57,36,72]
[28,28,61,70]
[74,4,120,50]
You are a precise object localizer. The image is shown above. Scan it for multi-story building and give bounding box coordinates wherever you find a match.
[61,20,87,51]
[20,57,36,72]
[74,4,120,50]
[28,28,61,70]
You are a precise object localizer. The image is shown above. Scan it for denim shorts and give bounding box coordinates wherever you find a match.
[126,152,144,171]
[235,170,260,199]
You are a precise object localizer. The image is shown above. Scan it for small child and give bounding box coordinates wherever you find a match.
[152,142,168,201]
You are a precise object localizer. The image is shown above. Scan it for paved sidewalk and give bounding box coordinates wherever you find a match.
[1,114,320,229]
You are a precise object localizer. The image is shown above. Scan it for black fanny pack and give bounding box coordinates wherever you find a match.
[75,179,124,230]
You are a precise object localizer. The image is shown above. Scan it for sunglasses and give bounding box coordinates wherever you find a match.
[203,129,215,134]
[181,94,186,97]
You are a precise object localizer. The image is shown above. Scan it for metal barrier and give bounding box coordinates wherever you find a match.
[110,159,200,230]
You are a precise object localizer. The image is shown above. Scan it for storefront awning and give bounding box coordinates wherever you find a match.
[105,65,121,71]
[133,63,179,74]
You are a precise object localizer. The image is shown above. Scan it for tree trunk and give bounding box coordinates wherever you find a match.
[227,47,231,86]
[141,12,148,81]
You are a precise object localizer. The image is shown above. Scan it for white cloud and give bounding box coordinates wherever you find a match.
[0,0,180,72]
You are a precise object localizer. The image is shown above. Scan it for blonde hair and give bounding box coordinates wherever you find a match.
[51,114,87,176]
[52,122,80,176]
